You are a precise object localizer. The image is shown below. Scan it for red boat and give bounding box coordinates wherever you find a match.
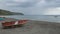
[2,20,28,29]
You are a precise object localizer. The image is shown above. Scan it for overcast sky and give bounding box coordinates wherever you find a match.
[0,0,60,15]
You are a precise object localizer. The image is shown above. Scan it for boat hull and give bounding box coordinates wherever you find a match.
[2,20,28,29]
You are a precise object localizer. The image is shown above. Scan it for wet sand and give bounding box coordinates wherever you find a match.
[0,19,60,34]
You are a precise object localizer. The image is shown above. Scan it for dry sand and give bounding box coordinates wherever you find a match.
[0,19,60,34]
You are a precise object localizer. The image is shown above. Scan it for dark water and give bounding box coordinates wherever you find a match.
[3,15,60,22]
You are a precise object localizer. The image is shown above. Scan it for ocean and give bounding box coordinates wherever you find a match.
[2,15,60,22]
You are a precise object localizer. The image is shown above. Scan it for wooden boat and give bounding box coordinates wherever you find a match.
[2,20,28,29]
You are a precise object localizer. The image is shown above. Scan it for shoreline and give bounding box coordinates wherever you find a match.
[1,18,60,27]
[1,18,60,34]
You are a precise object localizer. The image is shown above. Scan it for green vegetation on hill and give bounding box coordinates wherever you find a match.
[0,9,24,15]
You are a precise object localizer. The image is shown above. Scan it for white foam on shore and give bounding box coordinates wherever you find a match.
[1,15,60,23]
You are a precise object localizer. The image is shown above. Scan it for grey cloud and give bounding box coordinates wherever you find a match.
[0,0,60,15]
[6,0,40,8]
[45,0,60,6]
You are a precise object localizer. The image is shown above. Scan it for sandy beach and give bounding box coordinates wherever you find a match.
[0,18,60,34]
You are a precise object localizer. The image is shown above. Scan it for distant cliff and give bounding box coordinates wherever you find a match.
[0,9,24,15]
